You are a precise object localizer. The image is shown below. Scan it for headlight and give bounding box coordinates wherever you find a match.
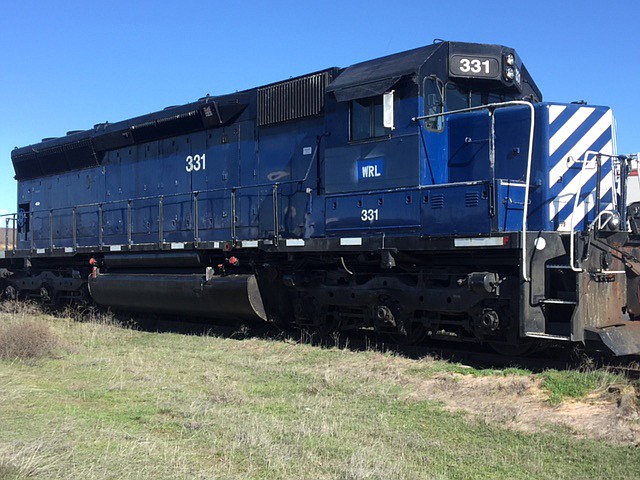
[504,67,515,80]
[505,53,515,66]
[608,213,621,231]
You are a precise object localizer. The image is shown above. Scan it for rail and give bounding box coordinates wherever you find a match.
[568,151,629,273]
[1,141,321,253]
[414,100,536,282]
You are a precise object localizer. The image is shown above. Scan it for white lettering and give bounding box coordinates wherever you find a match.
[360,209,379,222]
[186,153,206,173]
[361,164,382,178]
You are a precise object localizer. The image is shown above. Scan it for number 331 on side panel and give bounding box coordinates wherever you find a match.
[185,154,206,172]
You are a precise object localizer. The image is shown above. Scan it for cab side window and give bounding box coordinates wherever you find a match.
[423,77,444,131]
[350,96,390,141]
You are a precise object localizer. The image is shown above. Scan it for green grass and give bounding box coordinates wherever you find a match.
[0,306,638,479]
[540,369,627,404]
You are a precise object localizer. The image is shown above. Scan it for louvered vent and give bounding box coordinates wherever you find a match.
[431,194,445,209]
[465,191,480,207]
[257,71,331,126]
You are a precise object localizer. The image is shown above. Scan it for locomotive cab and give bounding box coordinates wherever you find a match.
[322,41,541,235]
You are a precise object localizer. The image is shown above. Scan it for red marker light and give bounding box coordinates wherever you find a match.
[89,257,97,265]
[228,256,239,266]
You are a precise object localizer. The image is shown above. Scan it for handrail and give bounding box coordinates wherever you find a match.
[414,100,536,282]
[273,184,279,246]
[3,216,14,252]
[3,141,322,250]
[568,151,624,272]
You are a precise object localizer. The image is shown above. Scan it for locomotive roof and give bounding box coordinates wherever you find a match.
[11,41,539,180]
[326,43,444,101]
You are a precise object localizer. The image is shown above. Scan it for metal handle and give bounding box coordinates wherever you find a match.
[231,189,237,245]
[272,184,279,246]
[158,196,164,246]
[98,204,103,248]
[193,192,199,244]
[72,207,77,249]
[127,200,132,246]
[49,210,53,249]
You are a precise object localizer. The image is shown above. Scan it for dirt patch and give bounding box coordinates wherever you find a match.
[404,372,640,445]
[314,353,640,445]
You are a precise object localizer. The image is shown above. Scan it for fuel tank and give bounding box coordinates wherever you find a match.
[88,273,267,321]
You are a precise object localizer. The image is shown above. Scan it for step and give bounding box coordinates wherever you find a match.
[539,299,577,305]
[525,332,571,341]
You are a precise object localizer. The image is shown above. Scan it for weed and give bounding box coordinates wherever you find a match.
[0,300,41,319]
[541,368,625,404]
[0,443,56,479]
[0,320,60,361]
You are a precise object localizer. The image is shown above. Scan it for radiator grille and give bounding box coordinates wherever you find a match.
[431,194,445,209]
[465,191,480,207]
[257,71,330,126]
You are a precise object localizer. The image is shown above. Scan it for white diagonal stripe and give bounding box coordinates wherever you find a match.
[548,109,612,188]
[549,107,595,156]
[548,105,566,124]
[557,167,615,231]
[548,140,612,220]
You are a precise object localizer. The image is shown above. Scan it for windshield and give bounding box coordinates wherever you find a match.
[445,82,516,111]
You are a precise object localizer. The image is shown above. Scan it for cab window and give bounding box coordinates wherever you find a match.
[445,83,469,111]
[350,96,391,141]
[423,77,444,131]
[445,82,516,111]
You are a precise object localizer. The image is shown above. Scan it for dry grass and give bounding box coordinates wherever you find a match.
[0,442,59,479]
[0,303,639,479]
[0,302,61,361]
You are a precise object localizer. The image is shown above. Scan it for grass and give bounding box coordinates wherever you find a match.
[0,312,61,362]
[0,304,638,479]
[541,369,627,404]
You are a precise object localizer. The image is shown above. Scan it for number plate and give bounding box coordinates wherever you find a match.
[449,55,500,79]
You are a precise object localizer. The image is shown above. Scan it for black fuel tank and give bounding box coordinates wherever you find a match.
[88,273,267,321]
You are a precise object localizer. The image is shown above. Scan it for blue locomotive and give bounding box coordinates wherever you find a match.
[5,40,640,355]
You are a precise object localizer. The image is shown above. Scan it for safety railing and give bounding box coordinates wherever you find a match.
[413,100,536,282]
[568,151,632,273]
[1,141,321,253]
[1,214,17,252]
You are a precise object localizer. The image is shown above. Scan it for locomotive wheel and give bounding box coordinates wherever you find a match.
[3,285,17,301]
[39,283,59,306]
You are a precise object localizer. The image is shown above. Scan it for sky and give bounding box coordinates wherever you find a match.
[0,0,638,213]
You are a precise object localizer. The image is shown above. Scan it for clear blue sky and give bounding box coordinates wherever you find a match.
[1,0,638,213]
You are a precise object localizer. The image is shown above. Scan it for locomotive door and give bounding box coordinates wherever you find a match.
[256,124,322,240]
[187,127,238,242]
